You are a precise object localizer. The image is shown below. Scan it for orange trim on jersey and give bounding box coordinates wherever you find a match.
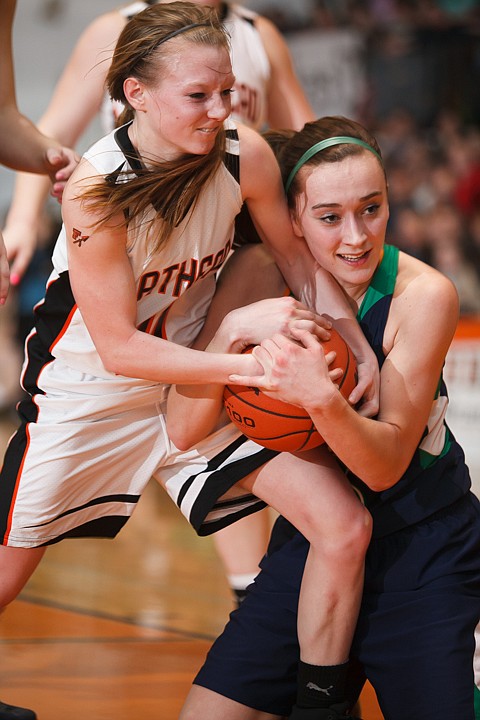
[158,305,171,339]
[49,303,78,353]
[3,423,32,545]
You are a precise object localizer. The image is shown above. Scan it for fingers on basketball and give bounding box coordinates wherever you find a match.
[223,328,357,452]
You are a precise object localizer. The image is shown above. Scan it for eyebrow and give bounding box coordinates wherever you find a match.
[311,190,383,210]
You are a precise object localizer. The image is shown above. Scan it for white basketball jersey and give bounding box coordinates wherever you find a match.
[37,120,242,384]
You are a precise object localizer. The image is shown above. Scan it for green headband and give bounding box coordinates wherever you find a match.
[284,136,382,194]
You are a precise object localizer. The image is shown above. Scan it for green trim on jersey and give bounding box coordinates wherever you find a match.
[357,243,451,468]
[357,244,398,322]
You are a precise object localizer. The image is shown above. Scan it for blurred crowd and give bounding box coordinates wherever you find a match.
[265,0,480,314]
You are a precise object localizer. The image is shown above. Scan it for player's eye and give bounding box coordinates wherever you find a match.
[321,213,340,224]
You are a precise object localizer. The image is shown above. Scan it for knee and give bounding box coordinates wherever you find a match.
[306,503,372,563]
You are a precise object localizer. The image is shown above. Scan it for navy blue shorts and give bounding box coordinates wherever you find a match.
[195,493,480,719]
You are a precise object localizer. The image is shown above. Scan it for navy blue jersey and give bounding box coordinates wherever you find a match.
[349,244,471,537]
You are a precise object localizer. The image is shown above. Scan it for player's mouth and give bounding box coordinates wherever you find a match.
[338,249,371,264]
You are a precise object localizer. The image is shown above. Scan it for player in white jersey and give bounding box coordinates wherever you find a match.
[3,119,270,545]
[2,0,315,610]
[0,5,377,718]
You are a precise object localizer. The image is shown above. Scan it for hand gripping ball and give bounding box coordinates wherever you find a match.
[223,328,357,452]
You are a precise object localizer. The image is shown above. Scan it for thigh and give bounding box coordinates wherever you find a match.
[1,401,167,547]
[239,446,368,542]
[355,495,480,720]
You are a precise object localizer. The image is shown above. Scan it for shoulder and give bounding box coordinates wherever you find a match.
[117,1,149,19]
[237,125,278,177]
[226,3,258,25]
[236,124,284,204]
[251,13,291,57]
[227,3,285,49]
[396,251,458,310]
[237,123,274,158]
[389,250,459,347]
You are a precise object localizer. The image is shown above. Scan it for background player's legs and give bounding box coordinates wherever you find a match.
[0,546,45,608]
[212,509,273,606]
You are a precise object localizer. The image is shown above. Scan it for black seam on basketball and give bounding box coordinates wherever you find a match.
[337,342,352,391]
[224,389,309,420]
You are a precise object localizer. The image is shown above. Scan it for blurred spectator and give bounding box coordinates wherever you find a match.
[424,202,480,314]
[466,209,480,282]
[390,206,431,263]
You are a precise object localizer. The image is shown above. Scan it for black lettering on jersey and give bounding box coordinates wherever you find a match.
[137,271,160,301]
[159,265,179,294]
[198,255,214,279]
[136,239,232,300]
[173,259,198,297]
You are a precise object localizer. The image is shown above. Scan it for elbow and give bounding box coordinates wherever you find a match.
[98,344,131,378]
[364,461,410,493]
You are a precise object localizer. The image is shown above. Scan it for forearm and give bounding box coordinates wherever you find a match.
[296,262,379,413]
[304,392,409,491]
[99,327,254,386]
[0,106,58,175]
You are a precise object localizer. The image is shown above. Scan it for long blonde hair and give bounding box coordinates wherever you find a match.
[80,2,231,251]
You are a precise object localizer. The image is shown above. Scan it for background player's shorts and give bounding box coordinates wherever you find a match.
[0,363,275,547]
[194,493,480,720]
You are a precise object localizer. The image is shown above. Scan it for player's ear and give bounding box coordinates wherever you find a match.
[123,77,147,112]
[290,209,303,238]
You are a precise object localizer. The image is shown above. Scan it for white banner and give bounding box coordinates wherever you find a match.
[444,317,480,498]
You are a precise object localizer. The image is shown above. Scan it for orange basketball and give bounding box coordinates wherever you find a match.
[223,328,357,452]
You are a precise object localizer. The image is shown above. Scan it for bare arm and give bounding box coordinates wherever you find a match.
[255,15,315,130]
[241,259,459,491]
[0,231,9,305]
[0,0,78,180]
[62,164,263,389]
[2,10,123,282]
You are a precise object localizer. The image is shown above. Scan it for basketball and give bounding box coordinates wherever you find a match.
[223,328,357,452]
